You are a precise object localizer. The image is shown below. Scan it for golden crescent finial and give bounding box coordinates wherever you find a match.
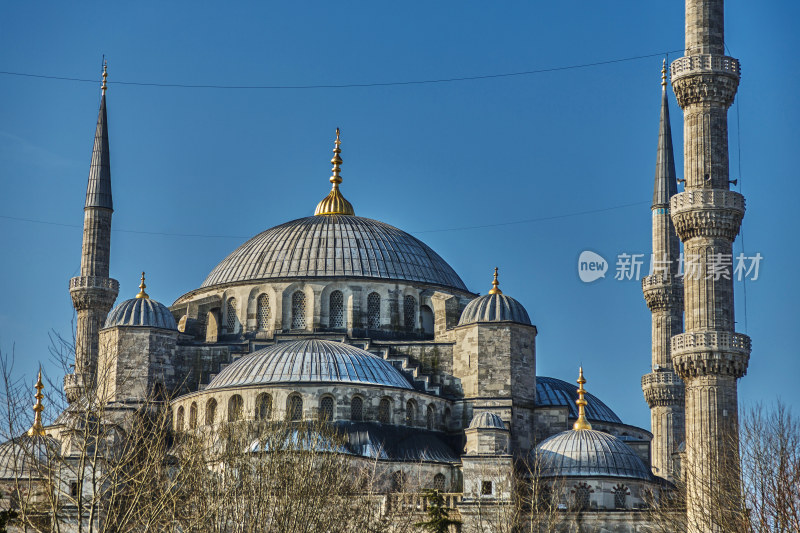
[27,368,46,437]
[573,366,593,430]
[488,267,502,295]
[102,60,108,95]
[136,272,149,299]
[661,58,667,89]
[315,128,354,216]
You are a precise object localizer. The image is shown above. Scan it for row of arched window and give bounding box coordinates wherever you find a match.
[223,291,426,333]
[568,482,629,510]
[175,393,450,431]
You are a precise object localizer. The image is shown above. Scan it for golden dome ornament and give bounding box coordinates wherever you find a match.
[314,128,355,216]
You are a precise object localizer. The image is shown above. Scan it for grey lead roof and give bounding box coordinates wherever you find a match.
[207,339,413,390]
[201,215,468,291]
[105,298,178,330]
[85,94,112,210]
[535,377,622,424]
[535,429,653,480]
[458,293,531,326]
[468,412,507,430]
[653,85,677,207]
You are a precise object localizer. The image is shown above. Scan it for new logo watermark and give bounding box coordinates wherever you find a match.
[578,251,608,283]
[578,251,763,283]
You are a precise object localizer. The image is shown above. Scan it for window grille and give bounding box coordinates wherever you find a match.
[189,403,198,429]
[378,398,391,424]
[406,400,416,426]
[288,395,303,421]
[367,292,381,329]
[176,407,185,431]
[291,291,306,329]
[433,473,446,491]
[206,399,217,425]
[426,405,436,430]
[614,485,628,509]
[228,395,243,422]
[226,298,238,333]
[329,291,344,328]
[257,294,270,330]
[256,393,272,421]
[320,396,334,421]
[403,295,416,329]
[573,483,591,510]
[351,397,363,421]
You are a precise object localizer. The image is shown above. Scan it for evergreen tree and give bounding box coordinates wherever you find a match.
[415,489,461,533]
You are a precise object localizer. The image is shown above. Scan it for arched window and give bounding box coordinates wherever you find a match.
[291,291,306,329]
[351,396,363,421]
[573,483,592,511]
[613,484,629,509]
[287,394,303,421]
[189,402,198,429]
[406,400,416,426]
[329,290,344,328]
[206,398,217,425]
[228,394,243,422]
[403,295,416,330]
[226,298,238,333]
[377,398,391,424]
[421,305,434,335]
[175,406,185,432]
[433,473,446,491]
[256,393,272,421]
[391,471,406,493]
[320,396,334,421]
[367,292,381,329]
[257,294,271,330]
[426,404,436,430]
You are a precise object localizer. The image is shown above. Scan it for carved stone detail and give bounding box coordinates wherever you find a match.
[671,56,740,108]
[671,331,751,379]
[69,276,119,311]
[642,371,685,407]
[642,275,683,312]
[670,190,745,241]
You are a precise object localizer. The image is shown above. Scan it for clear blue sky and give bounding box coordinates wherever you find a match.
[1,1,797,430]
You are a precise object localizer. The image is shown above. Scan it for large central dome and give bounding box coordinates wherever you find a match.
[201,215,467,291]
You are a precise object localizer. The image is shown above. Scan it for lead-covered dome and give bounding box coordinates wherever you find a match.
[535,429,652,480]
[468,412,507,430]
[458,268,531,326]
[535,376,622,424]
[207,339,413,390]
[201,215,467,291]
[105,297,177,330]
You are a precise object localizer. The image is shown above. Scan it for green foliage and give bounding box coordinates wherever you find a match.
[415,489,461,533]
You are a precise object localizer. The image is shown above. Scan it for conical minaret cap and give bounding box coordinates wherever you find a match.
[653,59,677,208]
[85,61,113,210]
[315,128,355,216]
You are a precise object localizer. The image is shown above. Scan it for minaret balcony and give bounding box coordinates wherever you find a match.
[671,55,740,108]
[670,55,740,83]
[670,190,745,241]
[642,274,682,311]
[642,370,684,408]
[69,276,119,311]
[671,331,751,379]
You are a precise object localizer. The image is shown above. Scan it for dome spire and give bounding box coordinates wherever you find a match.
[136,272,149,299]
[573,367,593,431]
[661,57,667,89]
[314,128,355,216]
[488,267,502,295]
[101,59,108,95]
[27,368,46,437]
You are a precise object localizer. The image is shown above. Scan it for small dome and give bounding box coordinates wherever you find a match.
[458,294,531,326]
[105,298,177,330]
[535,429,652,480]
[535,376,622,424]
[0,435,59,480]
[468,412,507,430]
[207,339,413,390]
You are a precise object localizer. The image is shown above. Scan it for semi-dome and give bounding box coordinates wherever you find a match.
[458,269,531,326]
[535,376,622,424]
[468,412,507,430]
[535,429,653,481]
[105,273,177,330]
[201,215,467,291]
[207,339,413,390]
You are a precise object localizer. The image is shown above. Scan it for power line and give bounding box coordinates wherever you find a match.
[0,49,683,90]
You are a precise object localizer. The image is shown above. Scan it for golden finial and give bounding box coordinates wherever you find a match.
[101,60,108,95]
[661,58,667,89]
[136,272,149,299]
[27,368,46,437]
[488,267,502,295]
[573,367,593,431]
[314,127,355,216]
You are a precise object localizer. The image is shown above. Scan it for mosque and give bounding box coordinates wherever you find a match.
[0,1,750,531]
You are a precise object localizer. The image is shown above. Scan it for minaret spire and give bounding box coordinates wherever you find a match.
[314,128,355,216]
[66,62,120,402]
[642,62,685,482]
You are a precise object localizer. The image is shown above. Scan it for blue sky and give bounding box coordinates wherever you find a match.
[1,1,797,430]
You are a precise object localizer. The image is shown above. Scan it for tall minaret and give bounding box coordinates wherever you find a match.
[669,1,750,530]
[65,62,119,403]
[641,60,685,482]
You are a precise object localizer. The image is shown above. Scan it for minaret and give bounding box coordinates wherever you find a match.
[65,62,120,402]
[669,1,750,530]
[641,61,685,482]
